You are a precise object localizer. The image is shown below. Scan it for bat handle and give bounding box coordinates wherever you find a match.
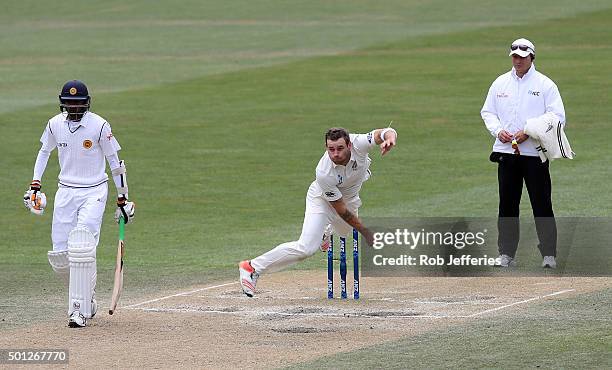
[119,216,125,240]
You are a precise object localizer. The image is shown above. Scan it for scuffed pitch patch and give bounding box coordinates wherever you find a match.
[362,310,424,317]
[272,326,336,334]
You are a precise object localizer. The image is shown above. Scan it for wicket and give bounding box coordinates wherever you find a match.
[327,228,359,299]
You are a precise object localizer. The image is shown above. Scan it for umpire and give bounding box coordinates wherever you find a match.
[481,38,566,268]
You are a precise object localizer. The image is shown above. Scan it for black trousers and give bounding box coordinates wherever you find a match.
[492,152,557,258]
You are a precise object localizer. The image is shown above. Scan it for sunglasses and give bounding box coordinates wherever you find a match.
[510,44,533,53]
[512,139,520,155]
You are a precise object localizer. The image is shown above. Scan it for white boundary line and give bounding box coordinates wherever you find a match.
[465,289,575,318]
[123,282,238,309]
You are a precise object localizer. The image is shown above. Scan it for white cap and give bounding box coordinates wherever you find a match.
[509,38,535,57]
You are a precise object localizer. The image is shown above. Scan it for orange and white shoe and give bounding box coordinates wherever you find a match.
[239,260,259,297]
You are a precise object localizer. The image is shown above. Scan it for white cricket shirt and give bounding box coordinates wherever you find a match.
[481,64,566,157]
[39,112,121,187]
[308,132,374,202]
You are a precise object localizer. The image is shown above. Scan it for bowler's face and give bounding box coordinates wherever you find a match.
[512,54,532,76]
[326,138,351,165]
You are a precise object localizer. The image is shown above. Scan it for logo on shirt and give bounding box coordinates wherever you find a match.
[57,142,68,148]
[367,132,373,144]
[83,139,93,149]
[528,90,540,96]
[496,92,509,98]
[545,123,554,133]
[106,132,114,141]
[351,161,358,170]
[337,175,343,185]
[325,191,336,198]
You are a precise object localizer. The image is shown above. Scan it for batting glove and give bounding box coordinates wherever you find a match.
[115,196,135,224]
[23,180,46,215]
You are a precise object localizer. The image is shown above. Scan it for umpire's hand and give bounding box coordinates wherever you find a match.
[514,130,529,144]
[498,130,513,143]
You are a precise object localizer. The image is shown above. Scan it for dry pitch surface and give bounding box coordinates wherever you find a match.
[1,272,609,369]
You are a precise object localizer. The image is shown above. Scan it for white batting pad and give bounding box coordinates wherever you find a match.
[47,250,69,286]
[68,227,97,318]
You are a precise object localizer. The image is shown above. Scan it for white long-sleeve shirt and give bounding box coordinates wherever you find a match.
[481,64,566,157]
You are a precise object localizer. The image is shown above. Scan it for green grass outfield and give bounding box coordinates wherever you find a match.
[1,1,611,367]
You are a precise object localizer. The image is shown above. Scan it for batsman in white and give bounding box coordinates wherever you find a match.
[239,126,397,296]
[23,80,135,327]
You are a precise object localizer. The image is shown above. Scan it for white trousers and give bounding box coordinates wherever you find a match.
[251,195,360,274]
[52,183,108,251]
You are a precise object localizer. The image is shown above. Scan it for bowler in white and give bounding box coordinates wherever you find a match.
[239,126,397,297]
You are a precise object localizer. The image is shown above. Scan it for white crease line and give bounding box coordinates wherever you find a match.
[123,282,239,309]
[191,295,317,300]
[126,306,446,319]
[414,301,507,305]
[465,289,575,318]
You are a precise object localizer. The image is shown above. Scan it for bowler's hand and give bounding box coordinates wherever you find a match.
[514,130,529,144]
[361,228,375,247]
[380,135,396,156]
[498,130,513,143]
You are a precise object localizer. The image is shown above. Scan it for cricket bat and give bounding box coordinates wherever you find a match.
[109,217,125,315]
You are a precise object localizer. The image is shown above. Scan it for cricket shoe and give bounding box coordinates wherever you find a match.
[68,311,87,328]
[542,256,557,269]
[239,260,259,297]
[320,224,333,252]
[497,254,516,267]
